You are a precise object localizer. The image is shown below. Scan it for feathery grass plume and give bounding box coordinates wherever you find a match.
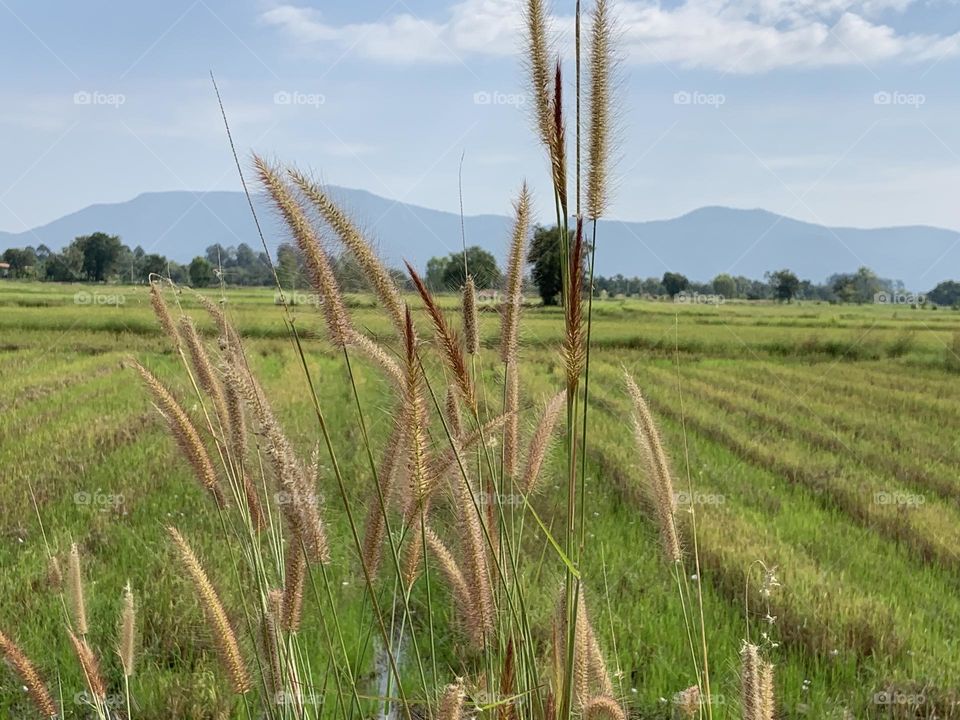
[289,167,405,334]
[740,642,761,720]
[675,685,701,719]
[438,678,466,720]
[462,275,479,355]
[400,307,434,585]
[223,367,247,462]
[261,590,284,699]
[67,543,88,636]
[500,184,531,366]
[555,586,612,708]
[167,526,251,694]
[361,421,406,578]
[179,316,230,434]
[453,471,495,648]
[47,556,63,592]
[347,328,404,388]
[445,386,463,440]
[0,629,58,718]
[132,360,225,506]
[68,630,107,700]
[759,661,775,720]
[582,696,626,720]
[424,527,480,647]
[227,359,329,562]
[255,156,350,347]
[586,0,613,220]
[281,535,306,632]
[550,59,568,216]
[564,219,586,391]
[521,391,565,494]
[149,280,180,350]
[406,261,475,409]
[524,0,554,157]
[119,582,136,677]
[503,364,521,477]
[624,370,681,563]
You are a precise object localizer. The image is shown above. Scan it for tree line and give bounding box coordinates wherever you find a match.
[4,226,960,307]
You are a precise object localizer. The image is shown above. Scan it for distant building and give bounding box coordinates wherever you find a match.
[0,262,9,278]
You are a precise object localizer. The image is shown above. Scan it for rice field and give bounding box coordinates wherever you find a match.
[1,280,957,719]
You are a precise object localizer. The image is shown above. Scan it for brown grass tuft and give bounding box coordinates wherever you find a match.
[521,391,565,495]
[445,386,463,441]
[424,527,479,647]
[550,59,568,216]
[500,184,531,366]
[281,535,306,632]
[759,660,775,720]
[68,629,107,700]
[564,219,586,391]
[149,280,180,350]
[582,696,625,720]
[624,370,681,563]
[0,629,58,717]
[67,542,88,636]
[463,275,479,355]
[524,0,554,158]
[740,642,761,720]
[439,677,466,720]
[586,0,613,220]
[255,155,350,347]
[406,260,475,409]
[288,167,405,334]
[168,526,251,694]
[133,360,225,506]
[119,581,136,677]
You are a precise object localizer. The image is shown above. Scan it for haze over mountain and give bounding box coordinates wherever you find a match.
[1,189,957,291]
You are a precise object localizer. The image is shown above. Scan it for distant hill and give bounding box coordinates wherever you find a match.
[2,190,957,290]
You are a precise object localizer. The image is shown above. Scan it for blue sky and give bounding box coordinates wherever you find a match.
[2,0,960,234]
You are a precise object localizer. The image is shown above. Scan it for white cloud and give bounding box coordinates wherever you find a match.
[260,0,960,72]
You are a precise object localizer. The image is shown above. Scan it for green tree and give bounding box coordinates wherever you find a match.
[141,254,168,279]
[767,269,800,302]
[441,246,501,290]
[74,232,123,282]
[189,256,213,287]
[712,273,736,299]
[2,247,38,278]
[662,271,689,298]
[528,225,570,306]
[929,280,960,307]
[426,255,451,291]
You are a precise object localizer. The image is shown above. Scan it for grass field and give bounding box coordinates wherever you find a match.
[1,280,958,719]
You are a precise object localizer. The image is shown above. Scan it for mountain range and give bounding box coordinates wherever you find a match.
[1,188,957,290]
